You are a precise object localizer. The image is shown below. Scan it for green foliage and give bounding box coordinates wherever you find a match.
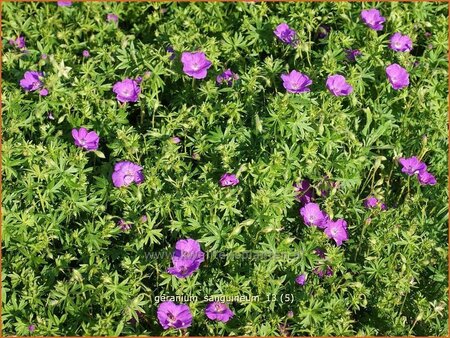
[2,1,448,336]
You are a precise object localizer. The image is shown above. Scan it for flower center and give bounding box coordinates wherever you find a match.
[192,63,200,71]
[167,313,176,323]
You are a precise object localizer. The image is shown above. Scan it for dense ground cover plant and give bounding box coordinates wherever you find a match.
[2,1,448,336]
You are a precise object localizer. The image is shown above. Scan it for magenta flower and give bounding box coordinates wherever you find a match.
[295,274,307,286]
[205,302,234,322]
[107,13,118,23]
[57,1,72,6]
[168,239,205,278]
[181,52,212,79]
[112,161,144,188]
[9,36,26,49]
[399,156,427,176]
[71,127,99,151]
[389,33,413,52]
[39,88,49,96]
[313,266,333,278]
[418,171,437,185]
[28,325,35,332]
[20,71,44,92]
[82,50,90,58]
[386,64,409,90]
[112,79,141,103]
[326,75,353,96]
[345,49,362,62]
[324,219,348,246]
[166,46,176,60]
[216,69,239,86]
[281,70,312,94]
[364,196,378,208]
[293,180,314,204]
[170,136,181,144]
[274,23,298,46]
[118,219,131,231]
[300,203,329,228]
[360,8,385,31]
[219,173,239,187]
[157,301,193,330]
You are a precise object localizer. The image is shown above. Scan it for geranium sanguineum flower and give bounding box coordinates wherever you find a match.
[274,23,298,46]
[9,36,26,49]
[389,33,413,52]
[281,70,312,94]
[118,219,131,231]
[386,64,409,90]
[167,238,204,278]
[324,219,348,246]
[326,75,353,96]
[20,71,44,92]
[418,171,437,185]
[157,301,193,329]
[360,9,385,31]
[57,1,72,6]
[300,202,329,228]
[82,50,90,58]
[294,180,314,204]
[398,156,427,176]
[219,173,239,187]
[112,161,144,188]
[71,127,99,151]
[216,69,239,86]
[205,302,234,323]
[181,52,212,79]
[112,79,141,103]
[345,49,362,62]
[295,274,307,285]
[107,13,118,23]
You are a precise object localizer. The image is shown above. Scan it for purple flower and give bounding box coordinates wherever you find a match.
[364,196,378,208]
[28,325,35,332]
[219,173,239,187]
[118,219,132,231]
[300,202,329,228]
[287,311,294,318]
[216,69,239,86]
[57,1,72,6]
[293,180,314,204]
[166,46,176,60]
[274,23,298,46]
[41,54,48,60]
[20,71,44,92]
[39,88,49,96]
[386,64,409,90]
[205,302,234,323]
[181,52,212,79]
[82,50,90,58]
[112,79,141,103]
[107,13,118,23]
[140,215,148,222]
[168,239,205,278]
[399,156,427,176]
[313,266,333,278]
[157,301,193,330]
[345,49,362,62]
[326,75,353,96]
[170,136,181,144]
[314,248,326,259]
[389,33,413,52]
[281,70,312,94]
[360,9,385,31]
[424,31,432,38]
[418,171,437,186]
[295,274,307,285]
[317,25,331,39]
[112,161,144,188]
[71,127,99,151]
[324,219,348,246]
[9,36,26,49]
